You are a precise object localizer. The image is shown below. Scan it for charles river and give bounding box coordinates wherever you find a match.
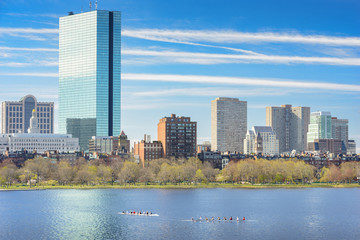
[0,188,359,240]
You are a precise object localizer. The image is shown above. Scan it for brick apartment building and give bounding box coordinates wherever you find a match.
[134,135,163,167]
[157,114,197,159]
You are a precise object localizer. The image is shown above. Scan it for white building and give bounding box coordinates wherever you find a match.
[244,126,279,155]
[0,133,79,154]
[0,108,79,153]
[1,94,54,134]
[211,97,247,152]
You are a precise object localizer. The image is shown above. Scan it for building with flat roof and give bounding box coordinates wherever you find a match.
[347,140,356,154]
[158,114,197,159]
[134,135,163,167]
[0,108,79,153]
[1,94,54,134]
[266,104,310,153]
[244,126,279,155]
[59,10,121,151]
[211,97,247,152]
[307,139,342,155]
[331,117,348,154]
[307,111,332,144]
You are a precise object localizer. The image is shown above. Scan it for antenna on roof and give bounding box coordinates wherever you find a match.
[95,0,98,10]
[89,0,92,11]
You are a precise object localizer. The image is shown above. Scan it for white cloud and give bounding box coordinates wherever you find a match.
[123,29,360,46]
[122,73,360,92]
[0,27,58,34]
[123,48,360,66]
[0,72,58,77]
[133,87,291,97]
[0,46,58,52]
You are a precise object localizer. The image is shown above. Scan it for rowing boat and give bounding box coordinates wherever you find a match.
[119,212,159,217]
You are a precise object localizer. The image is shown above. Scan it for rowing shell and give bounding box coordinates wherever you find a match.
[119,212,159,217]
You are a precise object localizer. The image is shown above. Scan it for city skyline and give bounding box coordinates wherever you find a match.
[0,0,359,152]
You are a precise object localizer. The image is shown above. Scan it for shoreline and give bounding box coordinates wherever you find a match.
[1,183,359,191]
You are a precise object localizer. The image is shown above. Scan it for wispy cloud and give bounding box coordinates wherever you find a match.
[2,72,359,92]
[5,13,61,19]
[133,87,292,97]
[0,46,58,52]
[123,48,360,66]
[123,73,360,92]
[0,72,58,77]
[122,29,360,46]
[0,27,58,34]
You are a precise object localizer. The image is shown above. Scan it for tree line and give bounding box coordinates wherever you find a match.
[0,157,359,187]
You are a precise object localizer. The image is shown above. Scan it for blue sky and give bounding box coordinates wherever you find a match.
[0,0,359,152]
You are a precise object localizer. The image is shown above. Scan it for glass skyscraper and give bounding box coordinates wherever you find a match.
[307,111,332,143]
[59,10,121,150]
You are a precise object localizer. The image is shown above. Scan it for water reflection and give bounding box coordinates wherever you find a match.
[0,189,360,240]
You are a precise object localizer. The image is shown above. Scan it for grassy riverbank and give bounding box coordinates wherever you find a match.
[1,182,359,190]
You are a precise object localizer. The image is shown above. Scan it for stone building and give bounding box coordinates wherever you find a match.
[211,97,247,152]
[266,104,310,154]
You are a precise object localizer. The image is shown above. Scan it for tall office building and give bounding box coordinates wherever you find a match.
[59,10,121,150]
[307,111,332,144]
[331,117,348,153]
[1,95,54,134]
[211,97,247,152]
[158,114,197,159]
[266,104,310,153]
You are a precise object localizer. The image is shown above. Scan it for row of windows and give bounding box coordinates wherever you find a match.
[8,106,51,112]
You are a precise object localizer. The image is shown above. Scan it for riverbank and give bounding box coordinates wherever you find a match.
[1,182,359,190]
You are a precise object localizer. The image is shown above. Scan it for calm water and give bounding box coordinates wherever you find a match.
[0,188,359,240]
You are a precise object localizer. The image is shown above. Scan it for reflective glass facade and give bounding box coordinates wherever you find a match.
[59,10,121,151]
[307,112,332,143]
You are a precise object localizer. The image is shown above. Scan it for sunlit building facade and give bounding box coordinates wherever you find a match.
[59,10,121,150]
[1,95,54,134]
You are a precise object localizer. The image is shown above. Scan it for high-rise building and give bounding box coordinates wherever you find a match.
[266,104,310,153]
[59,10,121,151]
[1,95,54,134]
[244,126,279,155]
[157,114,197,159]
[331,117,348,153]
[307,111,332,144]
[211,97,247,152]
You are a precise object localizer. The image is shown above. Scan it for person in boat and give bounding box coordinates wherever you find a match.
[191,217,194,221]
[211,217,214,221]
[205,217,208,222]
[230,217,233,221]
[236,217,239,222]
[217,217,221,221]
[243,217,245,221]
[223,217,227,221]
[199,216,202,221]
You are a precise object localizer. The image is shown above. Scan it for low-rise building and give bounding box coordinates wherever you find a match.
[197,151,222,169]
[307,139,342,155]
[347,140,356,154]
[134,135,163,167]
[0,133,79,154]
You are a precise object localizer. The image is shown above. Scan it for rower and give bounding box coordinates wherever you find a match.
[236,217,239,222]
[243,217,245,221]
[217,217,221,221]
[230,217,233,221]
[191,217,194,221]
[224,217,227,220]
